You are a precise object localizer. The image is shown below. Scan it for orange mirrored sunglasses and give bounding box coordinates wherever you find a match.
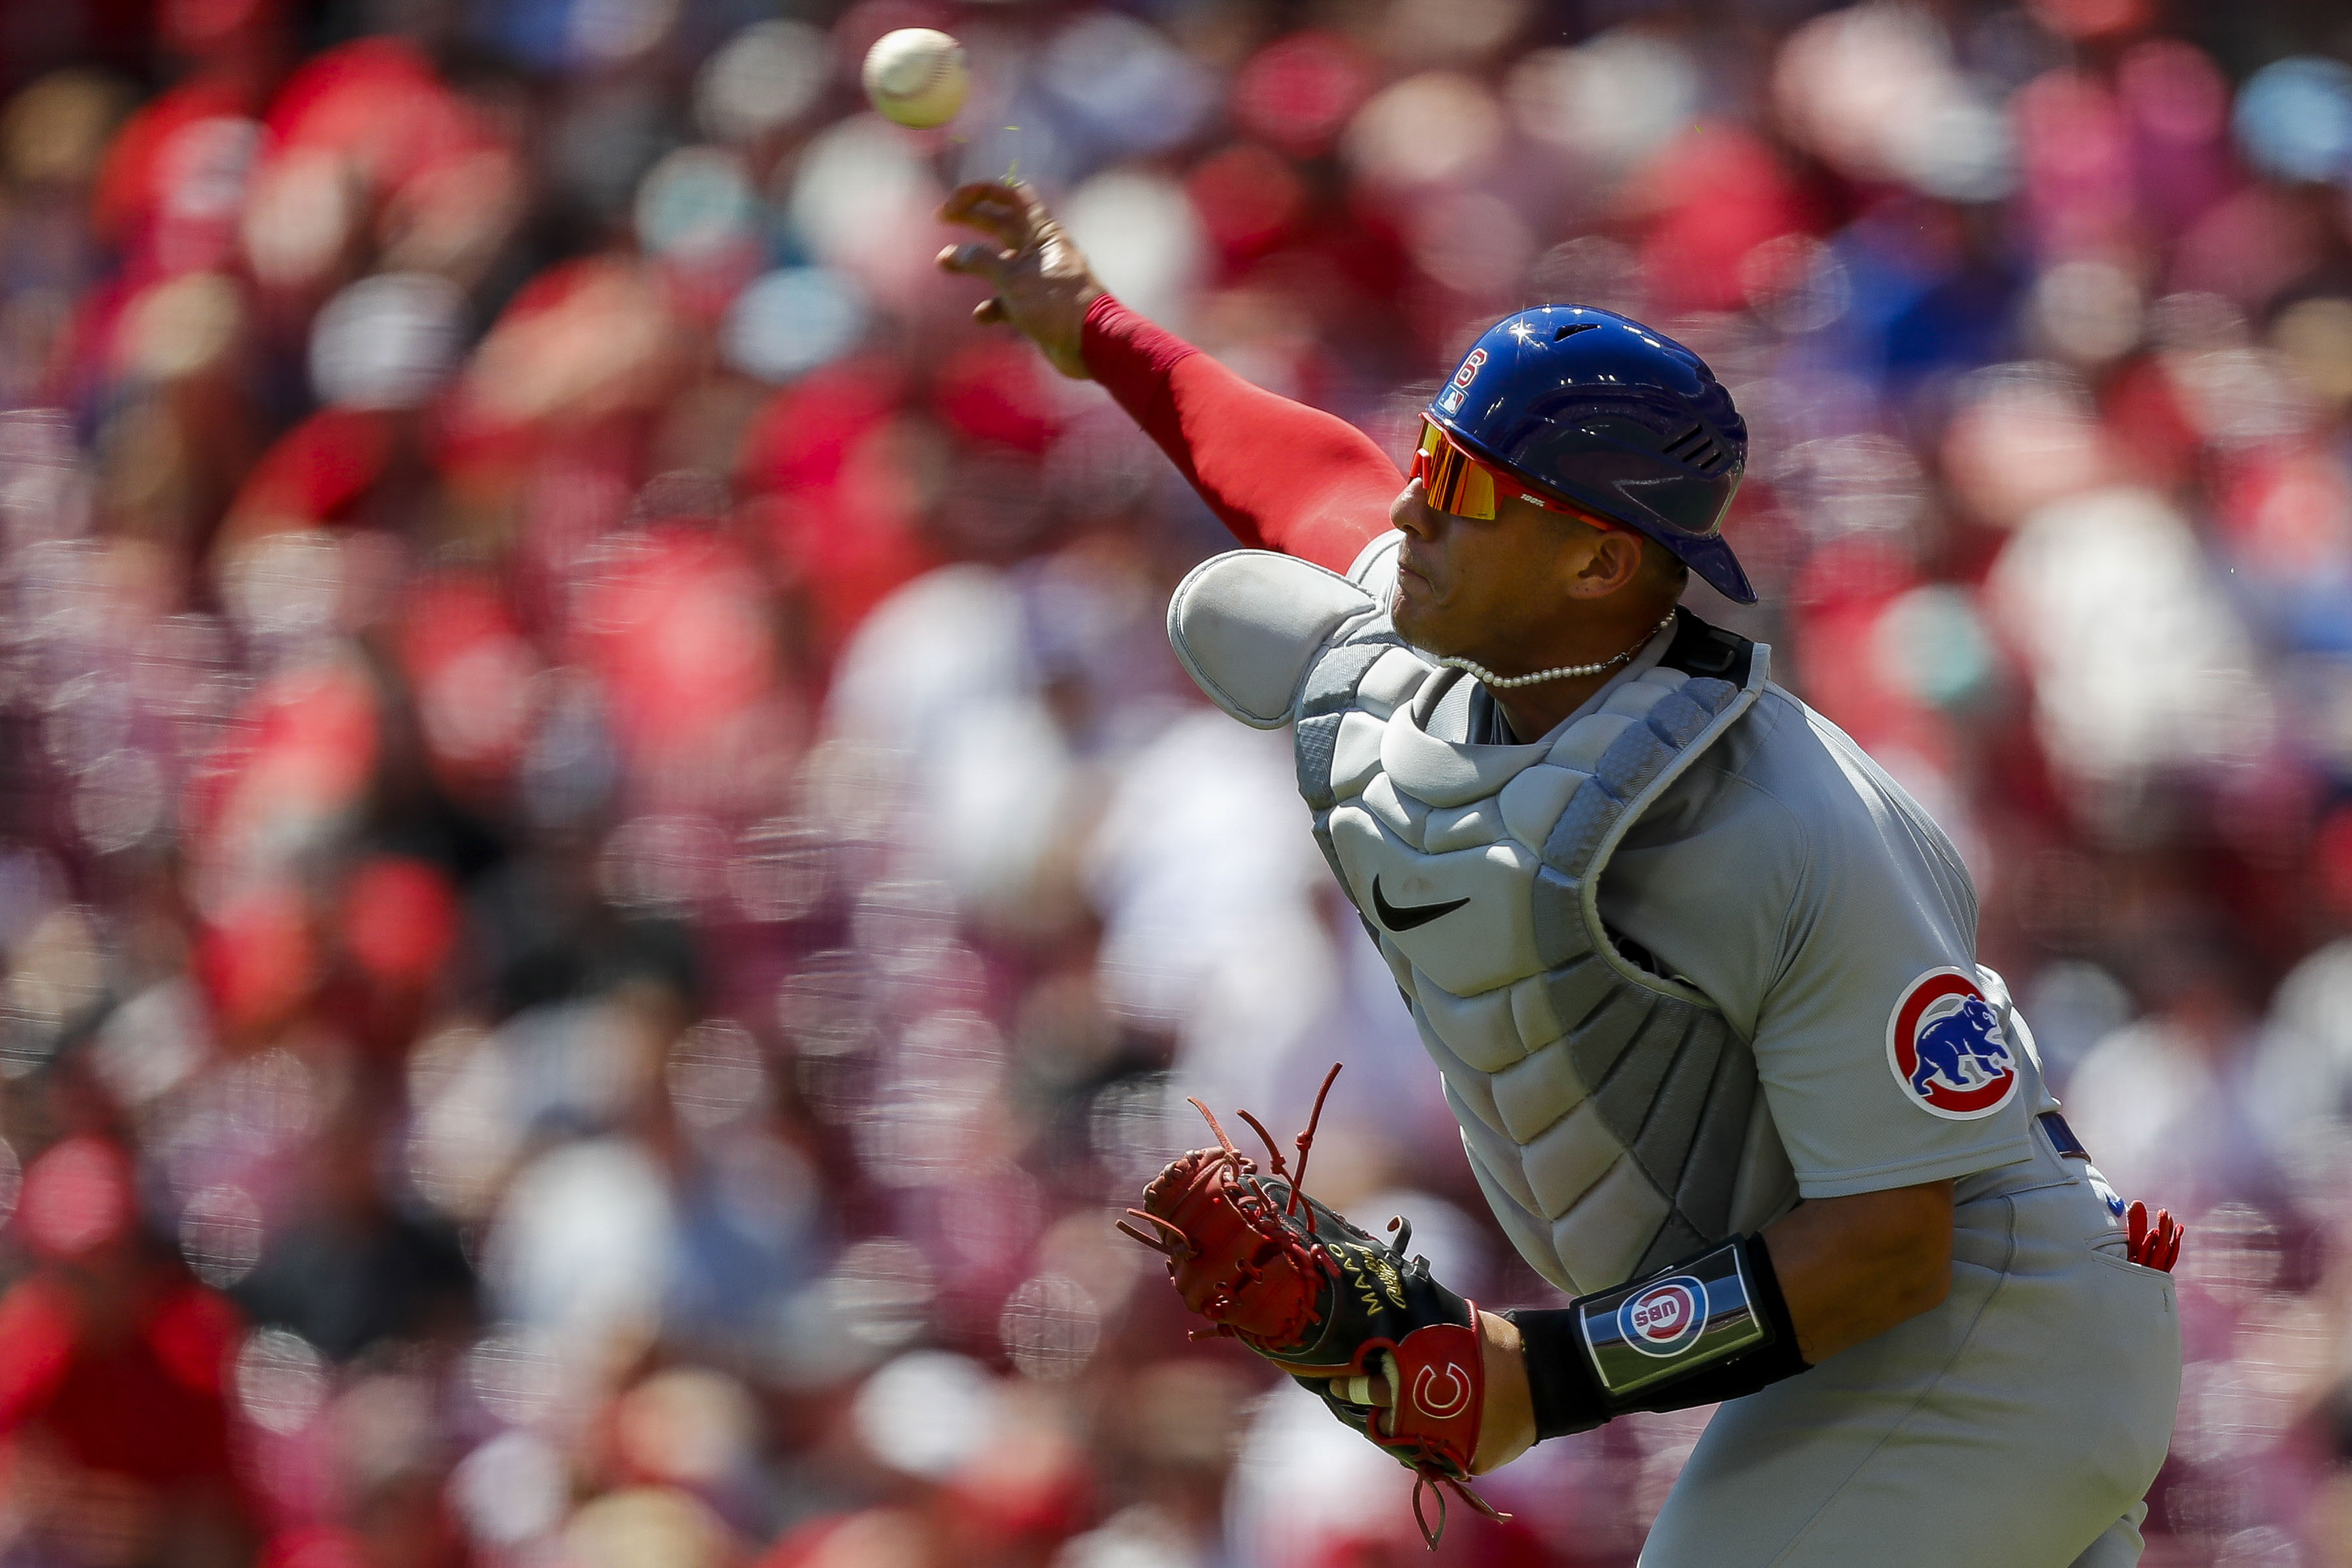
[1410,415,1625,529]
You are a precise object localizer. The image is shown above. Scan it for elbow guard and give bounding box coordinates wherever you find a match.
[1504,1234,1807,1442]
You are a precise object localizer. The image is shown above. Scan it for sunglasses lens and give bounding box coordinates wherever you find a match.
[1418,419,1495,520]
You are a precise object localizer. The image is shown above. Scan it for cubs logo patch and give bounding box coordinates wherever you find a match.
[1886,967,2020,1120]
[1618,1276,1705,1357]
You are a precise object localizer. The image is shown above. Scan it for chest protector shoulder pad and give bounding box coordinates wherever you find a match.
[1169,549,1777,1295]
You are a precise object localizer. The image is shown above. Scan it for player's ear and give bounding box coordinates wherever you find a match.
[1561,523,1647,601]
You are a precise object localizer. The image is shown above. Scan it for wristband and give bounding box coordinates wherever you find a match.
[1507,1234,1806,1441]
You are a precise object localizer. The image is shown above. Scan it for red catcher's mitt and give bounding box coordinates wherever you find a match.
[1117,1066,1502,1548]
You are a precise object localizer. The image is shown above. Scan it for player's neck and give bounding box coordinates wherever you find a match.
[1488,672,1620,743]
[1472,604,1676,741]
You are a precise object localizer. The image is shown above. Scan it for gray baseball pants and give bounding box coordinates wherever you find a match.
[1639,1132,2181,1567]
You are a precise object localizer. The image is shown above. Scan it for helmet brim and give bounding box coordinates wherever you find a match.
[1667,531,1759,606]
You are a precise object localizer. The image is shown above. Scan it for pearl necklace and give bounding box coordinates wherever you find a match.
[1435,611,1678,689]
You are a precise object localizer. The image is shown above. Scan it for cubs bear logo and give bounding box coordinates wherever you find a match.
[1886,967,2020,1120]
[1618,1277,1705,1357]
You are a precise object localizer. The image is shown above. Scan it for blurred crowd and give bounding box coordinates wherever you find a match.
[2,0,2352,1564]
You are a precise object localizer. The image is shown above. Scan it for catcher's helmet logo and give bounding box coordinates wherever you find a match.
[1619,1277,1705,1357]
[1438,348,1487,413]
[1410,1358,1474,1419]
[1886,968,2019,1121]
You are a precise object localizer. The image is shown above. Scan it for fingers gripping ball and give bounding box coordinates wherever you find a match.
[861,28,970,129]
[1117,1066,1505,1547]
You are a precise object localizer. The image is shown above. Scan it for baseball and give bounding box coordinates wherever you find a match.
[861,28,969,130]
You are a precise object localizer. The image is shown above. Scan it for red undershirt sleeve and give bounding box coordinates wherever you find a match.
[1079,293,1403,576]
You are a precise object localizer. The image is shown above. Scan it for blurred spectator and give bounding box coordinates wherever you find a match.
[0,1137,254,1568]
[3,2,2352,1563]
[231,1097,476,1363]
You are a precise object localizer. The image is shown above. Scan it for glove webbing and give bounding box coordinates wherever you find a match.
[1120,1067,1511,1547]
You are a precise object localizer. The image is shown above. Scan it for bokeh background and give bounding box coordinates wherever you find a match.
[2,0,2352,1563]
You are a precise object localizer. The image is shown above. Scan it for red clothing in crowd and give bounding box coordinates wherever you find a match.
[0,1271,245,1490]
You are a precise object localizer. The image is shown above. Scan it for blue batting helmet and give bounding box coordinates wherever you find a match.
[1425,305,1755,604]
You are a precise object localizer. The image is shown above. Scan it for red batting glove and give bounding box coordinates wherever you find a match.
[2126,1200,2185,1273]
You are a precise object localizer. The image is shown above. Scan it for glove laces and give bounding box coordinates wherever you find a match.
[1117,1064,1515,1550]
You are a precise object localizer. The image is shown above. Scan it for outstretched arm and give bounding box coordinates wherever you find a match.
[938,181,1401,575]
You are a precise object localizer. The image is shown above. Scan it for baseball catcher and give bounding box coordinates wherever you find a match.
[942,182,2184,1566]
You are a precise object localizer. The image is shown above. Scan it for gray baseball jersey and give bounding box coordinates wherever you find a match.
[1168,535,2179,1565]
[1169,535,2042,1292]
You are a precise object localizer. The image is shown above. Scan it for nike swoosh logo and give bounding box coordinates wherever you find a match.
[1372,876,1470,932]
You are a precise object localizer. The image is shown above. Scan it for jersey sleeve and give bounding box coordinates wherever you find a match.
[1080,294,1403,574]
[1747,711,2036,1200]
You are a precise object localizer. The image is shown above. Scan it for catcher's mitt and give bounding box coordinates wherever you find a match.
[1117,1066,1501,1547]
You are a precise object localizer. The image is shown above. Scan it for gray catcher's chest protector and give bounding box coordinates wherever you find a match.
[1168,550,1796,1295]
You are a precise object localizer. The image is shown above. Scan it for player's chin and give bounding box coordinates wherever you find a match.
[1391,571,1432,630]
[1391,577,1461,655]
